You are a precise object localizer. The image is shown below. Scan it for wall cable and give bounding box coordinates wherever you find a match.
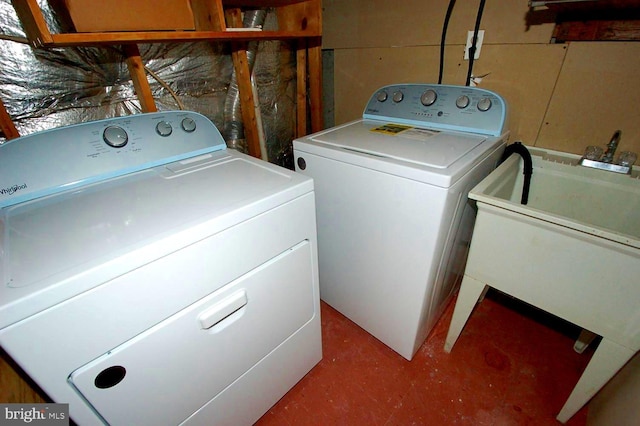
[465,0,486,86]
[438,0,457,84]
[143,65,185,110]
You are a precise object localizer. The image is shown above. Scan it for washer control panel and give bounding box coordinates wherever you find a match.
[363,84,507,137]
[0,111,227,208]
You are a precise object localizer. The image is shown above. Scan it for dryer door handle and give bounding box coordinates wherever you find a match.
[198,290,248,329]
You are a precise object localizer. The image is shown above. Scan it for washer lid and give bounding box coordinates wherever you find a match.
[310,121,487,169]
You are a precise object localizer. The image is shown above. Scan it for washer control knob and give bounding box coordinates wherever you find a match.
[477,97,492,112]
[392,91,404,103]
[376,91,388,102]
[103,125,128,148]
[420,89,437,106]
[181,117,197,133]
[155,121,173,137]
[456,95,470,109]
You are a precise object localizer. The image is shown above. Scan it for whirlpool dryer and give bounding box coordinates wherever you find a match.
[0,111,322,425]
[293,84,508,360]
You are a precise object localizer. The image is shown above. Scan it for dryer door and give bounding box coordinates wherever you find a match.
[68,240,315,425]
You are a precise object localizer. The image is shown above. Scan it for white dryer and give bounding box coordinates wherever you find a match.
[293,84,508,360]
[0,111,322,425]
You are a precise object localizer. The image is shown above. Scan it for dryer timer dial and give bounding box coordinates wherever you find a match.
[103,126,128,148]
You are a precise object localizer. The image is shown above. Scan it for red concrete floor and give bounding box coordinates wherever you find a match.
[256,290,594,426]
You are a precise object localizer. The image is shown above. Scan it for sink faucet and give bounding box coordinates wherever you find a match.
[579,129,635,174]
[601,130,622,163]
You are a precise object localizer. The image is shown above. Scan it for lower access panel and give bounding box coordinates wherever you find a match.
[69,241,315,426]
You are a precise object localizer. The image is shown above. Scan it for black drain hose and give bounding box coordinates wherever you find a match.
[499,142,533,205]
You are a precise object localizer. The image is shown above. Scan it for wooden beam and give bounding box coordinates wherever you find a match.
[123,44,158,113]
[190,0,226,31]
[231,46,261,158]
[0,98,19,140]
[10,0,54,47]
[307,37,323,133]
[296,39,308,139]
[226,8,261,158]
[276,0,321,34]
[554,19,640,41]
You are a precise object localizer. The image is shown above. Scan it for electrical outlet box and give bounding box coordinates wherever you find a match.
[464,30,484,60]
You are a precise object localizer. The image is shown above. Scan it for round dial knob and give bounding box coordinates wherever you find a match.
[155,121,173,137]
[181,117,196,133]
[392,91,404,103]
[477,97,492,112]
[376,91,388,102]
[456,95,470,109]
[103,126,128,148]
[420,89,437,106]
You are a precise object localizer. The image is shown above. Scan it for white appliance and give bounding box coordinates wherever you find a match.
[0,111,322,425]
[293,84,508,360]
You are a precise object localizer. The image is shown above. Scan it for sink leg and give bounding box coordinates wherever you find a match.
[573,329,598,354]
[444,275,486,353]
[556,338,636,423]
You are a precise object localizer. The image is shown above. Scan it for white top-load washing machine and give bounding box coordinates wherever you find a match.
[0,111,322,425]
[293,84,508,360]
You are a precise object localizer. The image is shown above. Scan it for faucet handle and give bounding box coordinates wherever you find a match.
[583,145,603,161]
[617,151,637,167]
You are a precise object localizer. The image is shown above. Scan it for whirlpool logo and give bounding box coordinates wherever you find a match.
[0,183,27,196]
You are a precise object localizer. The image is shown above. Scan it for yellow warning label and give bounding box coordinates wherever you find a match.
[370,124,413,135]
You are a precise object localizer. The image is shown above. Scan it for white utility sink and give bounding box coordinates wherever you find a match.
[444,147,640,423]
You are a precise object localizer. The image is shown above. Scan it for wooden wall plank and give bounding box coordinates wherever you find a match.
[537,42,640,155]
[322,0,555,49]
[333,44,567,146]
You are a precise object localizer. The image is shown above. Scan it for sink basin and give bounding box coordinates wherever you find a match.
[444,147,640,423]
[476,147,640,248]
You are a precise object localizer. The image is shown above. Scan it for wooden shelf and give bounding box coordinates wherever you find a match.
[14,0,321,48]
[30,30,315,47]
[6,0,323,158]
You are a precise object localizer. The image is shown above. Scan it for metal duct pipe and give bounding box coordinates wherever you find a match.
[223,9,267,153]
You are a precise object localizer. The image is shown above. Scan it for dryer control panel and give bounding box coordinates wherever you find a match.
[363,84,507,137]
[0,111,227,208]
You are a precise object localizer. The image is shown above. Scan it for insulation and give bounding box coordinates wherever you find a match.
[0,0,297,166]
